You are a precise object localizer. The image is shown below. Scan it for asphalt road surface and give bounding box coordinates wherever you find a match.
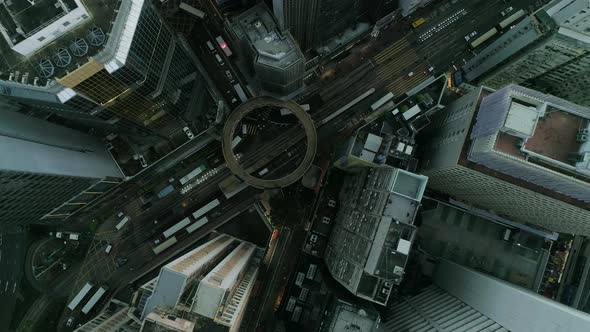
[0,229,25,332]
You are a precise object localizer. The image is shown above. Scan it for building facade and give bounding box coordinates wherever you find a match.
[233,4,305,95]
[272,0,365,52]
[324,166,428,305]
[399,0,434,17]
[418,85,590,235]
[0,0,215,141]
[470,0,590,107]
[383,260,590,332]
[0,110,123,225]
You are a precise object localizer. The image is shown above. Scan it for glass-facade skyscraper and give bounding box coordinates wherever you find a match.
[0,0,216,141]
[0,110,123,225]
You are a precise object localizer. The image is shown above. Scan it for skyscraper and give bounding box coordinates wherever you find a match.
[0,0,216,141]
[464,0,590,107]
[324,166,428,305]
[272,0,365,52]
[0,110,123,225]
[399,0,434,17]
[383,260,590,331]
[418,85,590,235]
[136,234,263,331]
[233,4,305,95]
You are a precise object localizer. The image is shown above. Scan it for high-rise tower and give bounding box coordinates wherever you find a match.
[0,110,123,225]
[0,0,216,141]
[272,0,365,52]
[418,85,590,235]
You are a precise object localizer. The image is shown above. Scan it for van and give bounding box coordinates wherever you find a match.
[206,40,215,51]
[502,228,512,241]
[105,244,113,254]
[215,54,224,65]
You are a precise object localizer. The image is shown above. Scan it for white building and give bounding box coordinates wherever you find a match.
[137,234,263,332]
[418,85,590,234]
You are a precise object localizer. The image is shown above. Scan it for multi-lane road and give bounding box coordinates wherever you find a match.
[0,229,25,332]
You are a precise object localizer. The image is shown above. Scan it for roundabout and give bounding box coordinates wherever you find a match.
[221,96,317,189]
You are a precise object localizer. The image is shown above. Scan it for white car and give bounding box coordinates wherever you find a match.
[66,317,74,327]
[183,126,195,140]
[138,155,147,168]
[501,6,513,16]
[464,31,477,41]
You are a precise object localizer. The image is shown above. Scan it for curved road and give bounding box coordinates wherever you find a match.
[222,97,317,189]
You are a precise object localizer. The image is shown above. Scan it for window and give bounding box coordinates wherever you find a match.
[37,36,46,42]
[63,21,71,27]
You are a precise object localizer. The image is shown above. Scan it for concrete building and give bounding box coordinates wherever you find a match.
[0,0,215,141]
[272,0,366,52]
[383,260,590,332]
[324,166,428,305]
[323,298,381,332]
[233,4,304,95]
[0,110,123,225]
[335,76,447,170]
[465,0,590,107]
[419,199,553,292]
[75,300,140,332]
[418,85,590,235]
[140,312,195,332]
[137,234,263,331]
[399,0,434,17]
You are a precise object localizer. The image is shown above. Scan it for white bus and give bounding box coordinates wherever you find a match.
[233,83,248,102]
[163,217,191,238]
[231,136,242,149]
[215,36,232,57]
[68,282,93,310]
[152,237,178,255]
[115,216,130,230]
[179,2,206,19]
[81,286,108,314]
[186,217,209,234]
[370,92,394,111]
[498,9,525,29]
[179,165,206,185]
[192,199,220,220]
[470,28,498,49]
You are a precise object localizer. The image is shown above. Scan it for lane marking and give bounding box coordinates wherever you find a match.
[4,281,7,292]
[12,282,16,293]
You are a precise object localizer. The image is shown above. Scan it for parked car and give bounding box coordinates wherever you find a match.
[225,70,234,82]
[183,126,195,140]
[138,155,147,168]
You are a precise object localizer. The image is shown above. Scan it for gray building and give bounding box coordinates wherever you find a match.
[418,85,590,235]
[234,4,305,95]
[324,166,428,305]
[0,0,215,141]
[272,0,366,52]
[0,110,123,225]
[383,260,590,332]
[465,0,590,107]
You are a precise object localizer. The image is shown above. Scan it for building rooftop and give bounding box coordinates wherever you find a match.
[235,4,302,70]
[326,300,379,332]
[0,0,119,86]
[461,85,590,209]
[142,312,195,332]
[324,167,427,305]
